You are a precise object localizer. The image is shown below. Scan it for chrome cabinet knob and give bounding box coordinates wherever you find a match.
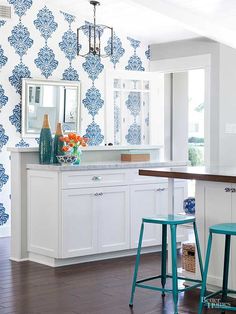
[156,188,165,192]
[231,188,236,193]
[92,176,102,181]
[94,192,103,196]
[225,187,231,192]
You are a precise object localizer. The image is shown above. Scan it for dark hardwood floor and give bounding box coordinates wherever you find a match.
[0,238,229,314]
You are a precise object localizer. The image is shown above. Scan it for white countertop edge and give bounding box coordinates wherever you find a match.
[26,161,187,171]
[8,145,163,153]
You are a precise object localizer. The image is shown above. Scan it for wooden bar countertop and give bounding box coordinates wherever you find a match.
[139,166,236,183]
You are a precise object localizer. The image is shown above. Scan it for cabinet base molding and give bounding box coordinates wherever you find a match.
[28,246,162,268]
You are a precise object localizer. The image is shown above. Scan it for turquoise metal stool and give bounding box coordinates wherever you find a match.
[199,223,236,313]
[129,214,203,314]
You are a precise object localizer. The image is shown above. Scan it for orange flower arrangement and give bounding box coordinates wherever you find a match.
[60,133,88,154]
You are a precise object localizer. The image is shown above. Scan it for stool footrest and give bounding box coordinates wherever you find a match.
[135,274,202,294]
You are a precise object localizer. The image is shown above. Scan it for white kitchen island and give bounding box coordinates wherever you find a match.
[140,167,236,290]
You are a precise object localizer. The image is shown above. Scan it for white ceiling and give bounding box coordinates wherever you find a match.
[129,0,236,49]
[47,0,199,44]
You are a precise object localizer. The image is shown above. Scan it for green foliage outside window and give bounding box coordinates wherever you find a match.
[188,145,204,166]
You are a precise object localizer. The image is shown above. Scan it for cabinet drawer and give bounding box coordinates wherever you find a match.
[129,169,167,184]
[61,170,127,189]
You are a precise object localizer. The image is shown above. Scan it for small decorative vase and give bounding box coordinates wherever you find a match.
[183,197,195,215]
[72,146,82,165]
[53,123,64,164]
[39,114,53,164]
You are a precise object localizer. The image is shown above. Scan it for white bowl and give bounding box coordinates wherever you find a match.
[56,155,77,165]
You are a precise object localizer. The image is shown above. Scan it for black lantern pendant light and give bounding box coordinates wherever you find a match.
[77,1,113,58]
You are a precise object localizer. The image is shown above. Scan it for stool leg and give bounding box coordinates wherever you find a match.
[170,224,178,314]
[193,221,204,278]
[198,232,213,314]
[221,234,231,312]
[129,222,145,307]
[161,224,167,296]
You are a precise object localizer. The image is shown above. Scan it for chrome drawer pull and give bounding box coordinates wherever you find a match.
[225,187,231,192]
[94,192,103,196]
[92,176,102,181]
[156,188,165,192]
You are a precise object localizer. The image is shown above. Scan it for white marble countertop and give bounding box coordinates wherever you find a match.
[8,145,162,153]
[27,161,187,171]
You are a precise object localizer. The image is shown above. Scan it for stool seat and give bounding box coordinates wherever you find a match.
[143,214,195,225]
[210,223,236,235]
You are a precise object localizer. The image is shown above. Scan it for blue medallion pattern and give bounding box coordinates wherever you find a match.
[8,0,32,18]
[0,47,8,69]
[0,203,9,226]
[8,23,33,58]
[15,138,29,147]
[34,7,58,78]
[60,11,75,24]
[59,30,77,61]
[9,63,31,94]
[60,11,79,82]
[126,36,145,71]
[0,86,8,109]
[0,125,9,150]
[82,54,104,81]
[105,34,125,68]
[35,46,58,79]
[125,122,141,145]
[0,164,9,192]
[127,37,140,50]
[126,92,141,117]
[84,121,104,146]
[34,6,58,40]
[62,66,79,81]
[145,45,150,60]
[125,55,145,71]
[9,103,21,133]
[0,20,6,28]
[82,85,104,117]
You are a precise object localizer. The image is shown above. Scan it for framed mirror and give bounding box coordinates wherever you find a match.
[22,79,81,137]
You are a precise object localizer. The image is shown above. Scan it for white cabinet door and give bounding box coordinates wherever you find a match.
[130,183,168,248]
[62,188,98,258]
[97,186,130,253]
[203,182,232,287]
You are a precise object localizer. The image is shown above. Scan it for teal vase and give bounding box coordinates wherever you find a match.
[53,123,64,164]
[39,114,53,164]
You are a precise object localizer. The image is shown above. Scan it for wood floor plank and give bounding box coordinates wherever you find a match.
[0,237,230,313]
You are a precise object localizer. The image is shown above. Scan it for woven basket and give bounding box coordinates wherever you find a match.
[182,243,195,273]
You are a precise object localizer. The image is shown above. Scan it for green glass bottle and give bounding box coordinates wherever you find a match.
[53,123,64,164]
[39,114,53,164]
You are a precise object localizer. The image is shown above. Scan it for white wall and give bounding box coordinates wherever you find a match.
[219,45,236,166]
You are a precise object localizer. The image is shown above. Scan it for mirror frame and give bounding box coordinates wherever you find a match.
[21,78,81,138]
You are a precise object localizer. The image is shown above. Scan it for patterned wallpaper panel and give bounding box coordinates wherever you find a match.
[0,0,149,235]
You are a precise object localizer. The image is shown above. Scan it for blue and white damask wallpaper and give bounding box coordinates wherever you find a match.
[0,0,150,236]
